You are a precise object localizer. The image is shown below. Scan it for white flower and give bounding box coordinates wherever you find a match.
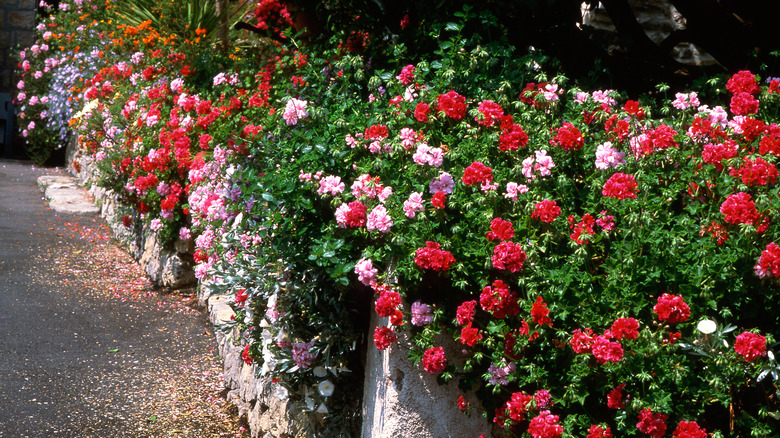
[697,319,717,335]
[317,380,335,397]
[274,385,289,400]
[313,366,328,377]
[316,403,329,414]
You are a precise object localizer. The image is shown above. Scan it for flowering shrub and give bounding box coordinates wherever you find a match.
[21,2,780,437]
[14,0,112,163]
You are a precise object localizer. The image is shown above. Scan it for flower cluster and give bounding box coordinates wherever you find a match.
[34,6,780,434]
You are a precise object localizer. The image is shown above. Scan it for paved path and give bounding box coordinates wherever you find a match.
[0,160,245,437]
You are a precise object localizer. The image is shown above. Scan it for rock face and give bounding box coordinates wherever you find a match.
[206,293,299,438]
[361,312,490,438]
[581,0,716,66]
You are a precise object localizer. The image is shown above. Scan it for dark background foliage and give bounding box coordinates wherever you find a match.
[289,0,780,95]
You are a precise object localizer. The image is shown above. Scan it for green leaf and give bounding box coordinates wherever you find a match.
[445,22,461,32]
[438,41,453,51]
[262,193,276,202]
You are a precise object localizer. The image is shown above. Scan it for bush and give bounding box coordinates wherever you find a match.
[20,1,780,436]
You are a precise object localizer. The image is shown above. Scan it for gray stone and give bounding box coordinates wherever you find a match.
[361,311,490,438]
[19,0,35,9]
[8,11,34,29]
[37,175,100,215]
[16,30,35,49]
[581,0,716,66]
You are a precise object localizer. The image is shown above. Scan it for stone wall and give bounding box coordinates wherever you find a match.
[362,312,491,438]
[581,0,716,66]
[204,293,300,438]
[69,138,497,437]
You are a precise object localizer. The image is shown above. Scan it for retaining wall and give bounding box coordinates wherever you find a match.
[66,139,490,437]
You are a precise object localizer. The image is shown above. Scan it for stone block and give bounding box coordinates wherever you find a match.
[361,311,490,438]
[1,68,11,89]
[19,0,35,9]
[8,11,34,30]
[16,30,35,48]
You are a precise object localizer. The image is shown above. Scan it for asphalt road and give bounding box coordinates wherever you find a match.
[0,160,244,437]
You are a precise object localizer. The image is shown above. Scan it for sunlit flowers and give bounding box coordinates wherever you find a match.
[283,97,308,125]
[734,331,767,362]
[602,173,638,200]
[414,241,455,271]
[653,293,691,324]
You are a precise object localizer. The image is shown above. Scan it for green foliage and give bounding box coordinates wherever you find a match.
[113,0,253,44]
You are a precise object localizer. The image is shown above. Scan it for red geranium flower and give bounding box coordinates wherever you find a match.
[456,300,478,326]
[414,102,431,123]
[636,408,668,438]
[730,92,759,115]
[531,296,552,326]
[720,192,759,225]
[734,331,767,362]
[241,344,253,364]
[421,346,447,373]
[499,121,529,151]
[486,217,515,241]
[505,391,533,422]
[550,122,584,151]
[591,335,624,363]
[414,241,456,271]
[527,410,563,438]
[462,161,494,186]
[459,323,483,346]
[373,326,397,350]
[480,280,520,319]
[475,100,504,127]
[587,425,613,438]
[607,384,626,409]
[726,70,760,95]
[491,241,527,272]
[701,140,738,171]
[531,199,561,223]
[431,191,447,208]
[756,242,780,278]
[602,173,638,200]
[653,293,691,324]
[672,420,707,438]
[437,90,467,120]
[609,317,639,340]
[570,328,594,354]
[375,289,401,317]
[729,156,778,186]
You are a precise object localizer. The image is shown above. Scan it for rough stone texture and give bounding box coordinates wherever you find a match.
[8,11,34,29]
[361,311,490,438]
[207,294,298,438]
[36,175,101,215]
[15,30,35,49]
[581,0,716,66]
